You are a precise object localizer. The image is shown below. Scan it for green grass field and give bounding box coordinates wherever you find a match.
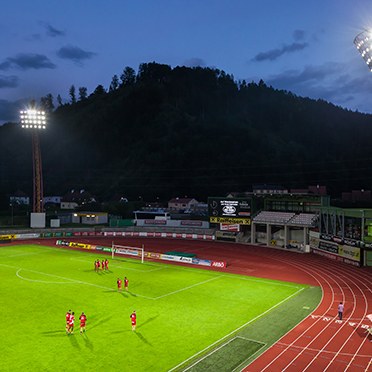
[0,244,321,371]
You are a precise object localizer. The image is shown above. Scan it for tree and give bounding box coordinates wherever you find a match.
[91,85,106,96]
[109,75,119,92]
[78,87,88,101]
[40,93,54,112]
[120,66,136,87]
[56,94,63,106]
[69,85,76,104]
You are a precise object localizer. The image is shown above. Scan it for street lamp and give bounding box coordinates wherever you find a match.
[354,29,372,71]
[20,108,47,213]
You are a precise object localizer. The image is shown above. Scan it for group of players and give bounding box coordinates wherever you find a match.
[65,310,87,335]
[65,259,135,335]
[117,276,129,292]
[65,308,136,333]
[94,258,109,271]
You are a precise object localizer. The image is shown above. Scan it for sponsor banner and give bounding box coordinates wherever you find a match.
[339,245,361,262]
[210,216,251,225]
[95,246,103,251]
[312,248,361,267]
[145,251,161,259]
[318,240,339,254]
[177,256,193,263]
[69,242,91,249]
[102,247,112,252]
[161,254,176,261]
[212,261,227,268]
[0,234,15,241]
[320,233,361,248]
[17,233,40,239]
[192,258,212,266]
[104,232,115,237]
[309,236,320,249]
[180,220,203,227]
[160,254,193,263]
[144,219,166,225]
[220,223,240,232]
[56,240,69,246]
[116,248,140,257]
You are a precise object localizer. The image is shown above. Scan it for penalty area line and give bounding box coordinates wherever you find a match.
[168,287,304,372]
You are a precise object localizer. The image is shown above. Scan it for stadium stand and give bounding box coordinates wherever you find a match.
[253,211,318,227]
[253,211,295,224]
[287,213,318,226]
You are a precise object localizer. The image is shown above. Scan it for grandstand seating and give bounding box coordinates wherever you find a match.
[253,211,318,226]
[253,211,295,224]
[287,213,318,226]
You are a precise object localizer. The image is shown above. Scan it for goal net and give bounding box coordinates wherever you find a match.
[111,243,145,263]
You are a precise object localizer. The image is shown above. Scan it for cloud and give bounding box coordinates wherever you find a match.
[183,58,206,67]
[262,61,372,113]
[252,42,309,62]
[44,23,65,37]
[267,63,344,87]
[0,54,56,71]
[0,75,18,88]
[293,29,305,41]
[56,45,96,64]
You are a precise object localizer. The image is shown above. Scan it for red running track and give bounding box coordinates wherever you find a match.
[20,237,372,371]
[110,238,372,372]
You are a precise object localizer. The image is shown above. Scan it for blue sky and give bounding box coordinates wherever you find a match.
[1,0,372,124]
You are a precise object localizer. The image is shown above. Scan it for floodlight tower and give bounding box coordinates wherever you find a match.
[354,30,372,71]
[20,109,47,213]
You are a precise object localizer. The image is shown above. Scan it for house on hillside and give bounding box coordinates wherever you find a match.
[61,189,96,210]
[168,197,198,212]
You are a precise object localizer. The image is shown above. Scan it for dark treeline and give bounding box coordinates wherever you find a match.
[1,62,372,207]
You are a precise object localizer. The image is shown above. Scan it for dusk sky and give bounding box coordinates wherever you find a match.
[1,0,372,124]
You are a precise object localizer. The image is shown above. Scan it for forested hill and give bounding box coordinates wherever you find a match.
[1,62,372,205]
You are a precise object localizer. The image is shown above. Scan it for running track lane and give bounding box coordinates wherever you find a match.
[241,250,372,372]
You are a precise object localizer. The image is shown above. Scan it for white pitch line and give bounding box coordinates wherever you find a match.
[183,336,267,372]
[16,269,73,284]
[168,287,304,372]
[153,275,223,300]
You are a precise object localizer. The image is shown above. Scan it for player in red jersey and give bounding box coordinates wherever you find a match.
[117,278,122,291]
[130,310,136,331]
[124,277,129,291]
[65,310,71,334]
[105,259,109,271]
[101,260,105,271]
[79,312,87,334]
[97,260,101,271]
[67,312,75,334]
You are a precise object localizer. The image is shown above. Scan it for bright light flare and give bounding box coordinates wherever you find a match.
[20,109,47,129]
[354,30,372,72]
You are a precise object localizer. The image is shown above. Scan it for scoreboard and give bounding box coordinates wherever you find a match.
[208,197,251,225]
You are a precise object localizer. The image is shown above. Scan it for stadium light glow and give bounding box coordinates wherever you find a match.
[354,29,372,72]
[20,109,47,129]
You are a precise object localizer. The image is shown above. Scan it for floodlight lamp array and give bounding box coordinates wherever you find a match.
[354,30,372,72]
[20,109,47,129]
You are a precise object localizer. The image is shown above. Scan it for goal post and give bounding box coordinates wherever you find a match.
[111,243,145,263]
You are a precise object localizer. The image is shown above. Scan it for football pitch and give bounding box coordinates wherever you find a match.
[0,244,321,371]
